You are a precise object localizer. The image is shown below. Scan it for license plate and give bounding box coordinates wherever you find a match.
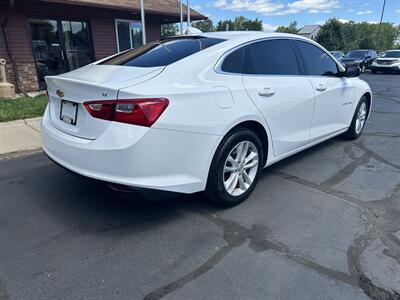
[60,100,78,125]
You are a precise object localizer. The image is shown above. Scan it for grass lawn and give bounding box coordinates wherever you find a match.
[0,95,47,123]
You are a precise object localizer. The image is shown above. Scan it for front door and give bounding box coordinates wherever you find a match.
[241,39,316,157]
[293,40,355,141]
[28,18,93,90]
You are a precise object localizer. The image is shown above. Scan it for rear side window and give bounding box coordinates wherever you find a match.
[242,39,300,75]
[221,48,244,73]
[295,41,338,76]
[101,37,224,67]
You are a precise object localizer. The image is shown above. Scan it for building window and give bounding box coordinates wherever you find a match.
[28,18,93,90]
[115,19,143,52]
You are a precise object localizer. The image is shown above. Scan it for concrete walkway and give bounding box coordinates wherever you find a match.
[0,117,42,156]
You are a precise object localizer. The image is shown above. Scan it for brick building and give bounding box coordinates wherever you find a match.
[0,0,205,92]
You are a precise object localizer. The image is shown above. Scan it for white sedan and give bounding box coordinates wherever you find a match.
[42,31,372,206]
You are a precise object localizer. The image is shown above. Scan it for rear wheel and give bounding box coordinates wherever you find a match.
[371,69,377,74]
[205,128,264,207]
[342,96,368,140]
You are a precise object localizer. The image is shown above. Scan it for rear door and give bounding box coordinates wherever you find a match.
[293,40,355,141]
[241,39,316,157]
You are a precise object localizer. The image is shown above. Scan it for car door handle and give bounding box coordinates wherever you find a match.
[258,87,275,97]
[315,84,327,92]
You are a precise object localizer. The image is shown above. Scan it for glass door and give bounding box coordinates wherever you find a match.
[115,19,143,52]
[29,18,94,89]
[61,21,92,71]
[29,19,67,90]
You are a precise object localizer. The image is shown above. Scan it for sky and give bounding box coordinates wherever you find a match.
[188,0,400,31]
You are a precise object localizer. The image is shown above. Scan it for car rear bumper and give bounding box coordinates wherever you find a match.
[41,107,219,193]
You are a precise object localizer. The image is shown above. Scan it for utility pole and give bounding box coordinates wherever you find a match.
[376,0,386,51]
[180,0,183,34]
[187,0,190,29]
[140,0,146,44]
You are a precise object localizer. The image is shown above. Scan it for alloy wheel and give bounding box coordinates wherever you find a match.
[355,102,367,134]
[223,141,259,196]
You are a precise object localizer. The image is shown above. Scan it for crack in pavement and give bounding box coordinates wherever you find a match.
[143,209,357,300]
[320,141,400,188]
[348,235,400,300]
[23,119,41,134]
[276,171,400,299]
[321,143,370,187]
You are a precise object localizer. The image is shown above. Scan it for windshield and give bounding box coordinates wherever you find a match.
[347,50,368,59]
[331,52,343,58]
[100,37,225,67]
[382,51,400,58]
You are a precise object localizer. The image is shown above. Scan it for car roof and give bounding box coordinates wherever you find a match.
[185,31,313,43]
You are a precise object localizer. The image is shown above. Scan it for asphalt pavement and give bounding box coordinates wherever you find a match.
[0,73,399,300]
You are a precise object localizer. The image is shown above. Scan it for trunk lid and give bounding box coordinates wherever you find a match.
[45,64,164,139]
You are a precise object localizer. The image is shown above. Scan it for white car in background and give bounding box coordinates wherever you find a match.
[42,31,372,207]
[371,50,400,74]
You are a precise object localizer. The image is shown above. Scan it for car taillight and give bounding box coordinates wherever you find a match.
[83,99,169,127]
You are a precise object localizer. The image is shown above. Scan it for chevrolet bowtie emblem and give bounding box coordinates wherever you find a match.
[56,89,65,98]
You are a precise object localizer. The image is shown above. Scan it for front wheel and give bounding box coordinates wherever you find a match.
[371,69,377,74]
[205,128,264,207]
[360,64,366,73]
[342,96,369,140]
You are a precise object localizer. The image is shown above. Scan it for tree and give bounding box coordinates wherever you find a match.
[376,23,400,51]
[275,21,298,34]
[216,19,234,31]
[216,16,263,31]
[359,36,375,49]
[161,24,178,38]
[316,18,346,50]
[341,22,358,51]
[315,18,399,51]
[192,19,215,32]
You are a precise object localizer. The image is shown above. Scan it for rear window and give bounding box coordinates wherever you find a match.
[101,37,225,67]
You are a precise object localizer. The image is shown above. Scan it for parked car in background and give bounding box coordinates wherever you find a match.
[330,51,345,61]
[371,50,400,74]
[41,32,372,207]
[341,49,378,72]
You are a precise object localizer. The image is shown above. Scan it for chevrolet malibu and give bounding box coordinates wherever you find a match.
[42,32,372,207]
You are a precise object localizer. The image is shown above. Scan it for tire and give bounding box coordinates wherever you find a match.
[360,64,366,73]
[342,96,369,140]
[205,128,264,207]
[371,69,377,74]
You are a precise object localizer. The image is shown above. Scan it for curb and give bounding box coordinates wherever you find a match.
[0,117,42,156]
[0,117,42,127]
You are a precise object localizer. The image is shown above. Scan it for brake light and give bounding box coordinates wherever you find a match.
[83,99,169,127]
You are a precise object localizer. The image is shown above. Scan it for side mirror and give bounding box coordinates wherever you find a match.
[343,66,360,78]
